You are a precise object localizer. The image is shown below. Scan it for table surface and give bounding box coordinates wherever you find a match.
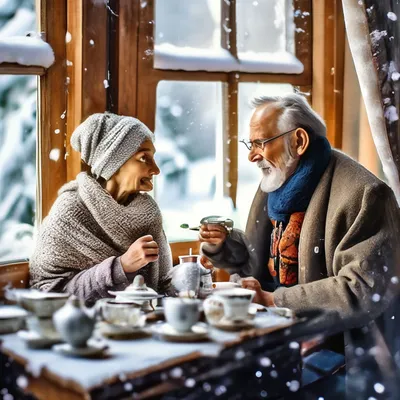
[0,311,293,396]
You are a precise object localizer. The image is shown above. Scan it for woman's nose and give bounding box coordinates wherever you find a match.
[151,161,160,176]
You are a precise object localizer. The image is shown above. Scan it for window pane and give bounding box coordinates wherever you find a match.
[154,81,225,242]
[155,0,220,50]
[0,75,37,263]
[0,1,37,263]
[236,83,294,229]
[237,0,295,54]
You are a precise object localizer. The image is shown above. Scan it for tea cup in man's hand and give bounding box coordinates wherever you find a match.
[199,224,227,247]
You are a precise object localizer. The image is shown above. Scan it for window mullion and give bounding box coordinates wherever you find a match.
[221,0,238,60]
[227,76,238,209]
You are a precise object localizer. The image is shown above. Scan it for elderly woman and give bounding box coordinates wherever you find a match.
[30,113,172,304]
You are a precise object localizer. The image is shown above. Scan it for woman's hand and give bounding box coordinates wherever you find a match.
[200,255,214,270]
[120,235,159,273]
[199,223,227,247]
[241,277,275,307]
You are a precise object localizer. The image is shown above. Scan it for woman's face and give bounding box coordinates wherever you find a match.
[115,140,160,193]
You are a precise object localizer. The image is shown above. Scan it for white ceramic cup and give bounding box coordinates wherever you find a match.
[163,297,200,332]
[212,288,255,321]
[98,300,142,327]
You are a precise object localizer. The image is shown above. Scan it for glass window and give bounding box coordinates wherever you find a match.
[154,0,303,74]
[155,0,221,50]
[154,81,228,242]
[236,83,294,229]
[0,75,37,263]
[237,0,295,54]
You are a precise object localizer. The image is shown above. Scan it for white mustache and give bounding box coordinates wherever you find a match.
[257,159,271,169]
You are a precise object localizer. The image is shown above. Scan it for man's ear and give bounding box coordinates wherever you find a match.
[294,128,310,156]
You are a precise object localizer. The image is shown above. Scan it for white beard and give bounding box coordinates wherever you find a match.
[258,152,297,193]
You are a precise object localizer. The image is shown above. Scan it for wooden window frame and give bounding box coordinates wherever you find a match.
[0,0,67,292]
[112,0,312,246]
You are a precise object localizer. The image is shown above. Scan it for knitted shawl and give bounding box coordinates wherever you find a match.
[29,172,172,293]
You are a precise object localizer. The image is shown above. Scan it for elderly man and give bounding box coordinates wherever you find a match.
[200,94,400,345]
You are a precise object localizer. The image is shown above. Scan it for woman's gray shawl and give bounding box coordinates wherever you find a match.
[30,172,172,304]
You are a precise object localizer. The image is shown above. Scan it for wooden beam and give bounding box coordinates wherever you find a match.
[66,0,108,181]
[116,0,140,117]
[312,0,345,148]
[293,0,313,84]
[333,0,345,149]
[66,0,83,182]
[221,0,237,59]
[227,76,238,208]
[38,0,68,220]
[0,63,45,75]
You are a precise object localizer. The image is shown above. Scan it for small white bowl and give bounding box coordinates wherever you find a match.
[0,306,28,334]
[18,291,69,317]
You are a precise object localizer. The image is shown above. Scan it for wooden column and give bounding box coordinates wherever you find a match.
[312,0,345,148]
[116,0,140,117]
[66,0,108,182]
[38,0,68,220]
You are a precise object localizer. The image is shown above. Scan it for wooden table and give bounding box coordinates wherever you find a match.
[0,310,335,399]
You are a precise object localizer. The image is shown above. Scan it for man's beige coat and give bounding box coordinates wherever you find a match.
[203,150,400,339]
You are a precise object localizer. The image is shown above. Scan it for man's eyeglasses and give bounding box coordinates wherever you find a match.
[239,128,298,151]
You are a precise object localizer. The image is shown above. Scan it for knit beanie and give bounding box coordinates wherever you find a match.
[70,113,155,180]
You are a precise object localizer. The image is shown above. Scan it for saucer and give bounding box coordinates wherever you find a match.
[108,289,162,299]
[211,317,254,332]
[17,330,63,349]
[52,342,109,358]
[0,306,28,334]
[97,321,150,340]
[151,322,209,342]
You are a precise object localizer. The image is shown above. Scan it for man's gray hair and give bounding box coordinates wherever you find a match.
[251,93,327,140]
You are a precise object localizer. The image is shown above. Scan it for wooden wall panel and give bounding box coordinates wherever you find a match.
[66,0,108,182]
[312,0,345,148]
[117,0,140,117]
[38,0,68,220]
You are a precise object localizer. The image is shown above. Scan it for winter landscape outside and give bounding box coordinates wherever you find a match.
[0,0,36,263]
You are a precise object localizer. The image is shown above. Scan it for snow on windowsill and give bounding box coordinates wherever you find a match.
[154,43,304,74]
[0,36,55,68]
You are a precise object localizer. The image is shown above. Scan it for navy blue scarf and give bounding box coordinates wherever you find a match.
[267,136,332,224]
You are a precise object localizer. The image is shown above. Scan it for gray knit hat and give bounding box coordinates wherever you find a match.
[70,113,155,180]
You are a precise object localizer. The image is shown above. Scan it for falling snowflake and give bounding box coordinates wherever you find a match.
[392,72,400,81]
[16,375,28,389]
[374,383,385,393]
[65,31,72,43]
[203,382,212,392]
[49,149,60,161]
[387,12,397,21]
[54,129,60,134]
[270,370,278,378]
[89,39,95,46]
[103,80,109,89]
[235,349,245,360]
[288,380,300,392]
[170,367,183,378]
[260,357,271,367]
[124,382,133,391]
[255,370,262,378]
[372,293,381,302]
[185,378,196,387]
